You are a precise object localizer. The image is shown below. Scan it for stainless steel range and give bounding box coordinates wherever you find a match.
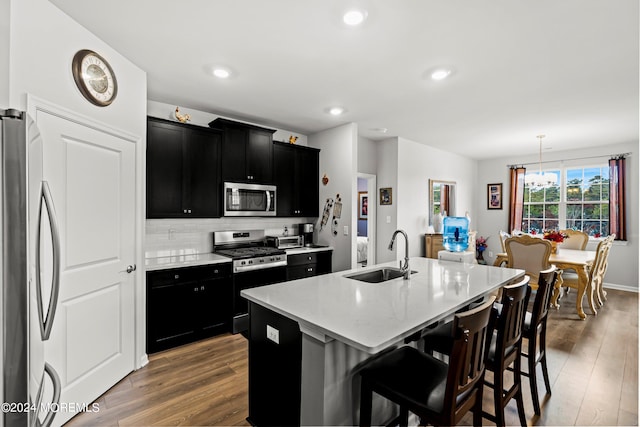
[213,230,287,333]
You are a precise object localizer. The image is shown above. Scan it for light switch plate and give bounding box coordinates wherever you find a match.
[266,325,279,344]
[343,226,349,235]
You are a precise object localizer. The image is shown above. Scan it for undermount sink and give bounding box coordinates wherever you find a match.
[345,267,418,283]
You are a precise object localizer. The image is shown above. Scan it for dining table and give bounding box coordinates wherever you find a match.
[494,248,597,320]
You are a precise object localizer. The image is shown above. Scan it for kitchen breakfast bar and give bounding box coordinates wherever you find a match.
[241,257,525,426]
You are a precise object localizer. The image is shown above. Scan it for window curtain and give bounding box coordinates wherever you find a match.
[508,166,526,233]
[609,156,626,240]
[441,184,450,215]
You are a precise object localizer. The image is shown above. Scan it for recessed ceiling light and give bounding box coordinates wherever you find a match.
[430,69,451,81]
[212,68,231,79]
[343,9,367,26]
[328,107,346,116]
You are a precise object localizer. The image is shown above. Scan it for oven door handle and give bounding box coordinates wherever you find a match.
[265,190,272,212]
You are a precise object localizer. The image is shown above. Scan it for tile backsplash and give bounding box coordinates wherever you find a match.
[145,217,318,255]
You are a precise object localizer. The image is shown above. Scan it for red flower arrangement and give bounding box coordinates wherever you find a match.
[543,230,568,243]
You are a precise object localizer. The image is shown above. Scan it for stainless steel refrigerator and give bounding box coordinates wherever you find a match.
[2,109,61,427]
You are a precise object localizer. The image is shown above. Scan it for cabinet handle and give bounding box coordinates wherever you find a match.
[308,256,312,260]
[174,274,180,279]
[200,285,205,291]
[307,267,313,272]
[214,269,219,274]
[194,287,199,292]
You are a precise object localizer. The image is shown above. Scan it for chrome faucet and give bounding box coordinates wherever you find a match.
[388,229,410,279]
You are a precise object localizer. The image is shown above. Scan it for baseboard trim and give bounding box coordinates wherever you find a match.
[602,282,638,293]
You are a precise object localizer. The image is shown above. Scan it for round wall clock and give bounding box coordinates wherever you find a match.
[71,49,118,107]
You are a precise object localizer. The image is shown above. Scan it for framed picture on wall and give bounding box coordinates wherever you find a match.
[380,188,392,205]
[487,183,503,210]
[358,192,368,219]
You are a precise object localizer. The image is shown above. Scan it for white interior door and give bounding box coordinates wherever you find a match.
[32,106,136,427]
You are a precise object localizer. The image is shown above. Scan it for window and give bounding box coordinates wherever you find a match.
[522,165,610,237]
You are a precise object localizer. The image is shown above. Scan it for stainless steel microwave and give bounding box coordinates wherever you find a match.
[223,182,276,216]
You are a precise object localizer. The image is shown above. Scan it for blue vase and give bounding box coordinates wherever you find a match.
[442,216,469,252]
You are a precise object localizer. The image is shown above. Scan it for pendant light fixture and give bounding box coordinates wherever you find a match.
[524,135,558,188]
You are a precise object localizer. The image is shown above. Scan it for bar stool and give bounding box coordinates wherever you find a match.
[358,297,495,427]
[422,276,531,427]
[518,267,559,415]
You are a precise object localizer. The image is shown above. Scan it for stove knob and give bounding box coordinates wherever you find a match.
[259,258,264,263]
[248,260,253,264]
[241,261,246,265]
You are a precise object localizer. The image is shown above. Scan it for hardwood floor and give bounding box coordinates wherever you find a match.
[66,288,638,426]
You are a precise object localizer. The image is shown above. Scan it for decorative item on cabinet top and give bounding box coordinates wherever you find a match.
[174,107,191,123]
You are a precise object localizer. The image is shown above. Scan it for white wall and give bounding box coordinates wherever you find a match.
[9,0,147,137]
[0,1,9,108]
[358,135,377,175]
[309,123,358,272]
[396,137,477,260]
[375,138,399,263]
[475,141,638,289]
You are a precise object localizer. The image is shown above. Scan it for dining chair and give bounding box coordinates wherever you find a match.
[504,235,552,290]
[516,266,559,415]
[421,277,531,427]
[358,297,496,427]
[561,235,614,308]
[558,229,589,250]
[499,230,511,252]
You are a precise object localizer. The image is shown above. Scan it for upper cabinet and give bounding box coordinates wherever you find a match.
[209,118,276,184]
[273,142,320,217]
[146,117,222,218]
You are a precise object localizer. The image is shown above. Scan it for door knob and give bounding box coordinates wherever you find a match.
[126,265,137,274]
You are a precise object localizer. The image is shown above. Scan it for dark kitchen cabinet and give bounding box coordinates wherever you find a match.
[146,117,222,218]
[209,118,276,184]
[286,250,332,280]
[146,263,232,353]
[273,142,320,217]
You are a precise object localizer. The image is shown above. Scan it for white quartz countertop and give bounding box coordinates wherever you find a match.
[145,246,333,271]
[242,257,524,354]
[145,250,231,271]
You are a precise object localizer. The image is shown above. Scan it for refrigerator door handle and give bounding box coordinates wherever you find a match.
[36,181,61,341]
[35,362,62,427]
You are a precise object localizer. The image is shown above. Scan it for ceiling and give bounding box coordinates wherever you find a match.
[50,0,638,160]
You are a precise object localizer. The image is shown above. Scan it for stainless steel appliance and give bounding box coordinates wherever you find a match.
[1,109,61,427]
[265,235,303,249]
[298,223,315,247]
[213,230,287,333]
[223,182,276,217]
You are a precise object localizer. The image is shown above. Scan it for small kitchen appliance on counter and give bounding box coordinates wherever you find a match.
[298,223,315,247]
[265,235,303,249]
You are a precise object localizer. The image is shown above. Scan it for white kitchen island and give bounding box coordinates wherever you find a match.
[241,256,524,426]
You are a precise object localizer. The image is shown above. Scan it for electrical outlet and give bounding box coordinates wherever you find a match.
[489,251,493,257]
[266,325,279,344]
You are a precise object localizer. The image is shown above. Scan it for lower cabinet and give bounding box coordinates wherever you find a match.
[425,233,445,259]
[146,264,232,353]
[286,250,333,280]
